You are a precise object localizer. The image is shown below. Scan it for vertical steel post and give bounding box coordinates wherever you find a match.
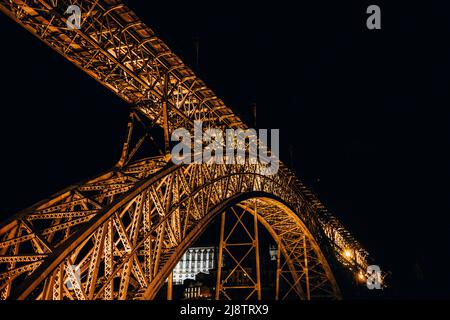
[116,112,134,168]
[275,241,281,300]
[215,211,226,300]
[303,234,310,300]
[162,73,170,155]
[167,271,173,300]
[254,200,262,300]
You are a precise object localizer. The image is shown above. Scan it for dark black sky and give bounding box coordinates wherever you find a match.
[0,0,449,298]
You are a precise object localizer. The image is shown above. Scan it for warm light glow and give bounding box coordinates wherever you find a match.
[344,249,353,258]
[358,272,365,281]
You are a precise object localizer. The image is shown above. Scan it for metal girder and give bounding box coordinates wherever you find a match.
[215,205,262,300]
[0,0,242,130]
[0,0,377,300]
[0,152,365,299]
[236,200,340,299]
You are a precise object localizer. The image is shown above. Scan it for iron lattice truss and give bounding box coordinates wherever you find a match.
[0,0,242,130]
[0,0,374,300]
[1,157,345,300]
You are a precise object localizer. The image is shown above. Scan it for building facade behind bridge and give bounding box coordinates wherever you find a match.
[172,246,216,285]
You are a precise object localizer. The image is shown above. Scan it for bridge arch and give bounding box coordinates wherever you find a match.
[142,192,341,300]
[0,0,377,301]
[1,157,364,300]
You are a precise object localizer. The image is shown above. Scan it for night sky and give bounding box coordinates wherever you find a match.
[0,0,449,299]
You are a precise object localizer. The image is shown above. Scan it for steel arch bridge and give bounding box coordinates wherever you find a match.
[0,0,377,300]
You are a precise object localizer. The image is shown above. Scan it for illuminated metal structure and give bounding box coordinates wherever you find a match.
[0,0,379,300]
[215,202,262,300]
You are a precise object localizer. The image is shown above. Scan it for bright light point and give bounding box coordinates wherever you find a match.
[344,249,353,258]
[358,272,365,281]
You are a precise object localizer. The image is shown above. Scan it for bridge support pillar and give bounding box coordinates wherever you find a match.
[275,241,281,300]
[167,271,173,300]
[215,202,262,300]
